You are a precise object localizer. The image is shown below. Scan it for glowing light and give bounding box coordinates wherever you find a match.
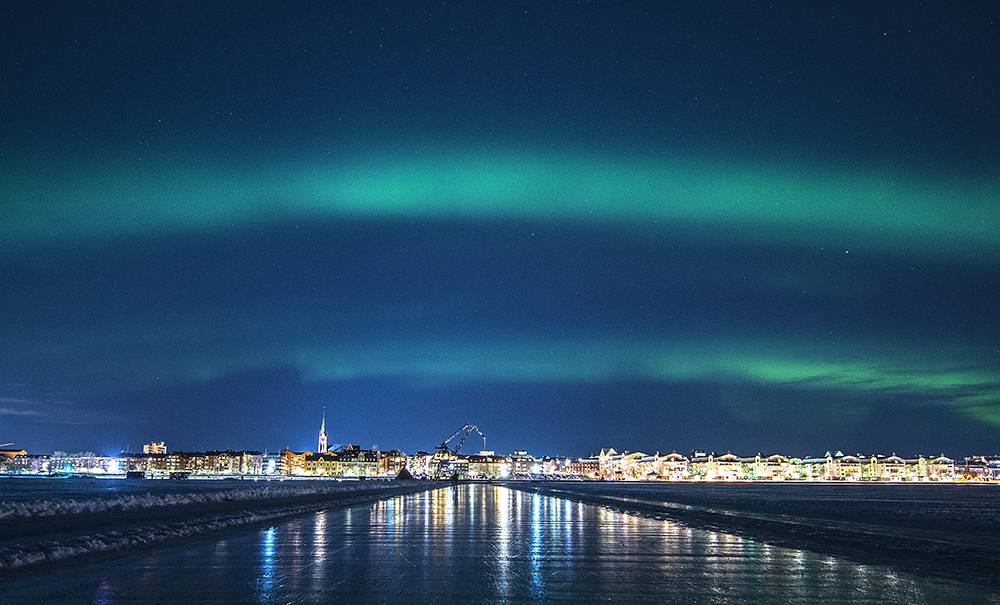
[257,526,278,602]
[3,148,997,259]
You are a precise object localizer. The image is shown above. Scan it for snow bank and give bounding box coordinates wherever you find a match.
[0,481,395,519]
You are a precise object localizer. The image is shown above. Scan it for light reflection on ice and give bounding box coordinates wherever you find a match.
[256,526,277,603]
[529,492,544,597]
[3,484,997,604]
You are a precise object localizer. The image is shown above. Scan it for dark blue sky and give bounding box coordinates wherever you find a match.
[1,2,998,456]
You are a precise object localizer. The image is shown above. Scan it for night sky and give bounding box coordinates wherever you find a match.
[2,3,998,456]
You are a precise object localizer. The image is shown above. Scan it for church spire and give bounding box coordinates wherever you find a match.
[317,407,329,453]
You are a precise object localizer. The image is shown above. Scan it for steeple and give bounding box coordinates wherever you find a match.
[317,407,329,453]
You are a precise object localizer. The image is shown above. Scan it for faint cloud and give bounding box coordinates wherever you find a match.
[0,406,43,416]
[0,396,38,405]
[0,390,95,424]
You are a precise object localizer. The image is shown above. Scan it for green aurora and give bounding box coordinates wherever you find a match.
[4,148,997,258]
[2,1,1000,454]
[3,146,999,439]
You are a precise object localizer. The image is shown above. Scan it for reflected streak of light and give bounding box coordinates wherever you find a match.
[256,526,278,603]
[495,487,513,597]
[423,490,431,547]
[530,492,544,597]
[92,578,113,605]
[314,511,327,562]
[563,495,572,550]
[311,511,328,593]
[468,483,475,524]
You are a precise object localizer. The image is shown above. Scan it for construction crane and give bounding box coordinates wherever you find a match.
[436,423,487,455]
[0,443,13,448]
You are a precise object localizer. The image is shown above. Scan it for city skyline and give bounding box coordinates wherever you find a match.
[5,429,993,483]
[3,408,993,463]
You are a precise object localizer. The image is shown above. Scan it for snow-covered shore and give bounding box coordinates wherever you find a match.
[0,480,440,571]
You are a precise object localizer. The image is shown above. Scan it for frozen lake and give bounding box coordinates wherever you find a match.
[0,476,267,502]
[2,483,997,603]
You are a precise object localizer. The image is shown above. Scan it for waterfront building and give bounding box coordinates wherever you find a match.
[598,448,648,480]
[122,450,262,477]
[924,455,956,481]
[262,451,282,476]
[430,448,459,479]
[0,452,46,474]
[281,449,307,476]
[689,452,745,481]
[569,457,600,478]
[821,451,865,481]
[198,451,263,476]
[540,456,564,477]
[688,452,711,479]
[510,450,534,477]
[687,450,712,480]
[959,455,1000,481]
[467,451,509,479]
[121,451,170,475]
[143,441,167,454]
[799,455,827,480]
[786,457,806,480]
[636,454,660,480]
[28,454,51,474]
[866,455,907,481]
[435,456,469,480]
[0,448,28,460]
[336,445,380,477]
[49,452,121,475]
[711,453,744,481]
[408,451,434,478]
[0,449,30,474]
[301,452,339,476]
[743,454,763,480]
[379,449,409,477]
[288,445,380,478]
[597,448,618,478]
[742,453,793,481]
[656,452,690,480]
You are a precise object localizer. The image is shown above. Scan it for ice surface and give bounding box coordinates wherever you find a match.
[507,481,1000,585]
[1,484,997,604]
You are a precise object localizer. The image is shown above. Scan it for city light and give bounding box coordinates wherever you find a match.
[2,438,998,482]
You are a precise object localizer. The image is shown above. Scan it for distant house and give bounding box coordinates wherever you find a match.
[656,452,690,481]
[866,455,907,481]
[743,453,794,481]
[598,448,647,480]
[0,448,27,460]
[570,457,600,479]
[925,455,956,481]
[0,449,32,474]
[959,456,999,481]
[825,451,865,481]
[467,452,508,479]
[689,452,744,481]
